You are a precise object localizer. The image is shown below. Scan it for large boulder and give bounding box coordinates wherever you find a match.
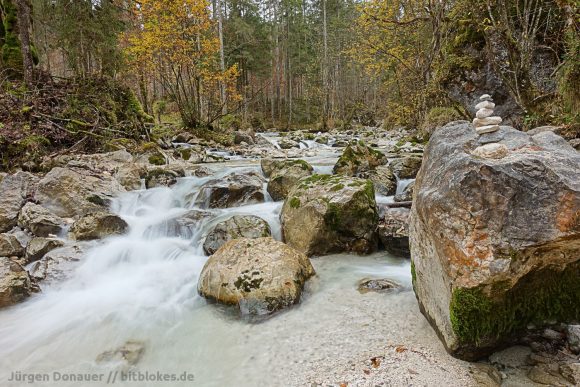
[389,156,422,179]
[29,243,88,283]
[281,174,379,256]
[267,160,314,201]
[69,212,128,240]
[0,172,38,232]
[203,215,271,255]
[35,165,125,218]
[0,257,33,308]
[410,121,580,360]
[18,202,64,237]
[366,165,397,196]
[198,237,315,315]
[378,207,410,257]
[333,141,387,176]
[194,171,265,209]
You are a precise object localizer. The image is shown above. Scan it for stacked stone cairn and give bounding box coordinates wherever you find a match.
[473,94,502,135]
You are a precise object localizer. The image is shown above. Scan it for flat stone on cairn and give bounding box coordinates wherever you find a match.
[473,94,502,135]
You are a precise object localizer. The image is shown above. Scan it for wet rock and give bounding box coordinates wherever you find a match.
[195,171,265,209]
[357,278,402,294]
[394,181,415,203]
[96,340,146,367]
[279,138,300,149]
[389,157,422,179]
[145,209,212,239]
[25,237,64,262]
[333,141,387,176]
[410,121,580,360]
[145,168,181,189]
[29,243,88,283]
[378,207,410,257]
[281,174,378,256]
[17,202,64,237]
[35,166,125,218]
[0,233,25,257]
[203,215,271,255]
[267,160,314,201]
[566,325,580,354]
[489,346,532,368]
[0,257,33,308]
[366,165,397,196]
[198,237,315,315]
[69,212,128,241]
[0,172,38,232]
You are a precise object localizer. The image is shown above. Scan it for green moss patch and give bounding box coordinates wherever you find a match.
[450,262,580,347]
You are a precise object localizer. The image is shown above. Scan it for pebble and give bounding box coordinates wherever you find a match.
[476,108,495,119]
[476,124,500,134]
[480,94,492,101]
[475,101,495,110]
[473,116,502,127]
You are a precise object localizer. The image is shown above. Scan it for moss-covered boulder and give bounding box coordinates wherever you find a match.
[198,237,315,315]
[410,122,580,360]
[333,141,387,176]
[267,159,313,201]
[203,215,271,255]
[280,174,379,256]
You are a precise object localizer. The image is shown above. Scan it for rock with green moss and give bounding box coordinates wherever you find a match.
[389,156,422,179]
[333,141,387,176]
[203,215,271,255]
[410,121,580,360]
[197,237,315,315]
[280,174,379,256]
[267,159,314,201]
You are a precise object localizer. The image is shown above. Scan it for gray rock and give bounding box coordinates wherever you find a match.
[410,121,580,360]
[333,141,387,176]
[234,131,255,145]
[489,346,532,368]
[29,243,88,283]
[389,157,422,179]
[378,207,410,257]
[144,209,213,239]
[203,215,271,255]
[0,233,25,257]
[0,257,33,308]
[279,138,299,149]
[96,340,145,367]
[18,202,63,237]
[69,212,128,241]
[267,160,314,201]
[195,171,265,209]
[472,143,508,159]
[145,168,181,189]
[357,278,402,294]
[566,325,580,354]
[0,172,38,232]
[281,174,378,256]
[394,181,415,203]
[198,237,315,315]
[35,166,125,218]
[25,237,64,262]
[366,165,397,196]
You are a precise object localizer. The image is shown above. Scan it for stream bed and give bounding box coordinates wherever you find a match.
[0,154,478,386]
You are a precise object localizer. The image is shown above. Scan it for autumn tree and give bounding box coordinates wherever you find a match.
[123,0,239,128]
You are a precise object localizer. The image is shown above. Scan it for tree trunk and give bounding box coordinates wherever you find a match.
[15,0,34,87]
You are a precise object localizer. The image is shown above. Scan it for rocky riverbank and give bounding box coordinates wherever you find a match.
[0,122,579,386]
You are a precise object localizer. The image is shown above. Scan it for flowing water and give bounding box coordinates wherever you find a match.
[0,152,436,387]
